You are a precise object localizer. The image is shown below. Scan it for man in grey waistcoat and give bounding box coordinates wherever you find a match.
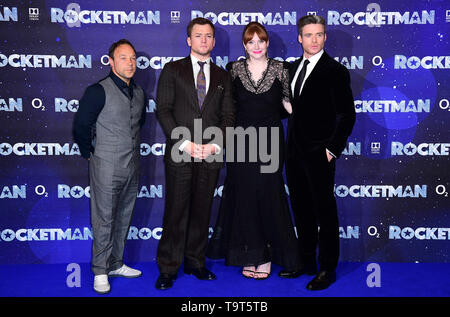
[73,39,146,294]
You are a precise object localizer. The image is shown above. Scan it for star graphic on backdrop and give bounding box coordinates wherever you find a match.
[140,144,149,154]
[73,188,81,196]
[403,228,414,238]
[67,11,76,23]
[68,101,79,111]
[2,231,12,240]
[342,13,351,23]
[408,59,418,67]
[140,229,150,238]
[405,144,414,153]
[138,57,148,68]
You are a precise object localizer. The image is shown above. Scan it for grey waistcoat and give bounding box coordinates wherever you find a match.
[94,76,144,168]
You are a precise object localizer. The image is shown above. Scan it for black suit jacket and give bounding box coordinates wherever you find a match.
[288,51,355,158]
[156,56,235,169]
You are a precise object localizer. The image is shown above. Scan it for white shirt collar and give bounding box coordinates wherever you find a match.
[190,54,211,66]
[302,49,324,66]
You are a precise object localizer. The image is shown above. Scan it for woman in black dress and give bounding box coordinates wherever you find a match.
[207,22,301,279]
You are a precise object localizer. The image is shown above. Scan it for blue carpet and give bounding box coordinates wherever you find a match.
[1,260,449,298]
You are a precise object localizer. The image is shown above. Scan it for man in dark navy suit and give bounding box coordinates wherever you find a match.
[281,15,356,290]
[154,17,235,290]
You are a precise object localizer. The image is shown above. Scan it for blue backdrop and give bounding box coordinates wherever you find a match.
[0,0,449,265]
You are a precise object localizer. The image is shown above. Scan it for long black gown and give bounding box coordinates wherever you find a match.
[207,59,301,271]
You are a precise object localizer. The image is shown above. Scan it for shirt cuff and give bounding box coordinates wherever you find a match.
[212,144,221,154]
[326,148,336,158]
[179,140,190,152]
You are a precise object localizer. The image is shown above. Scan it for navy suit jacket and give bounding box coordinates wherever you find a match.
[287,51,356,158]
[155,56,235,169]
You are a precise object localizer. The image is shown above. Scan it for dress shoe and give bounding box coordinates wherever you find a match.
[93,274,110,294]
[278,267,317,278]
[306,271,336,290]
[155,273,177,290]
[108,264,142,278]
[184,267,216,280]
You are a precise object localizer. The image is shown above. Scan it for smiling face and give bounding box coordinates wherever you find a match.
[187,23,215,60]
[244,33,269,61]
[109,44,136,84]
[298,23,326,59]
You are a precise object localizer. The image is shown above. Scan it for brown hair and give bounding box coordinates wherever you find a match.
[297,15,326,36]
[108,39,136,59]
[242,22,269,45]
[187,17,215,37]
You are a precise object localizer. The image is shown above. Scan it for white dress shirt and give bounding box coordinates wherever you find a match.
[190,54,211,93]
[290,49,324,97]
[290,50,336,159]
[179,54,221,154]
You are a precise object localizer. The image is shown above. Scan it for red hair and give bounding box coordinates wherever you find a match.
[242,22,269,44]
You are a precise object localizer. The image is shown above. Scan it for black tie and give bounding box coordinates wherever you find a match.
[293,59,310,98]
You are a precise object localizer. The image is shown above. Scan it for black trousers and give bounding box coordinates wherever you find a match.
[286,147,339,272]
[157,162,220,275]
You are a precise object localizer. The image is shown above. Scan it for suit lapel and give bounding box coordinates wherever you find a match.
[289,58,302,100]
[290,58,302,84]
[181,56,201,111]
[300,52,329,96]
[201,62,219,112]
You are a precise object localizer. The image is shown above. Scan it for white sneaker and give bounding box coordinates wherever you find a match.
[93,274,110,294]
[108,264,142,278]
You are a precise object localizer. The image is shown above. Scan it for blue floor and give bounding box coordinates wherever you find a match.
[1,260,449,298]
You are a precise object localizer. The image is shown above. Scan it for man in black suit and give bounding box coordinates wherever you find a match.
[154,17,235,290]
[280,15,356,290]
